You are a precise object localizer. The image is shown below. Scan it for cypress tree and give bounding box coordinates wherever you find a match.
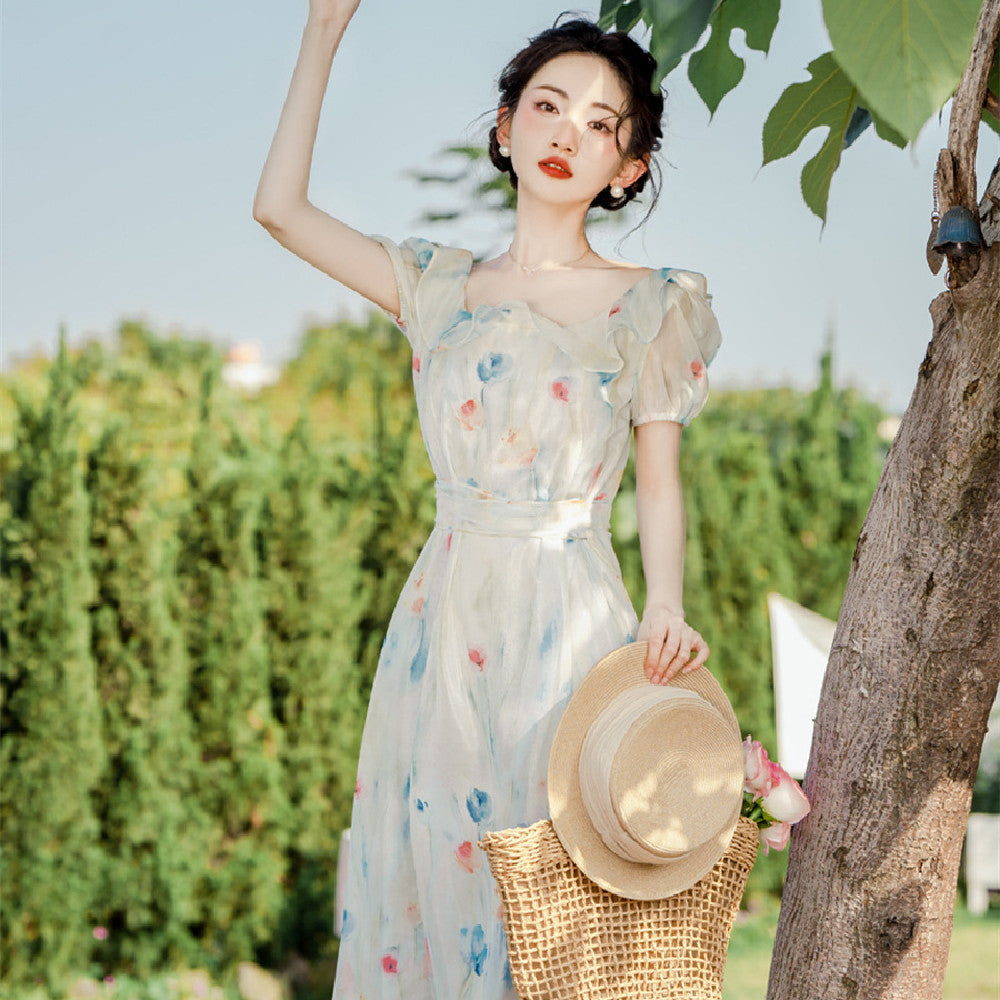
[85,421,210,973]
[0,337,104,985]
[177,374,290,962]
[353,372,436,701]
[257,416,366,963]
[681,418,793,754]
[777,349,885,618]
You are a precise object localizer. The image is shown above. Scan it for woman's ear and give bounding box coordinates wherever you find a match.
[614,154,648,191]
[496,105,512,147]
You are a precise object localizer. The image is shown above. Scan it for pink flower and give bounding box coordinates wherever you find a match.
[92,926,108,941]
[742,737,775,798]
[759,821,791,855]
[690,359,705,379]
[497,428,538,467]
[609,304,622,317]
[762,762,811,824]
[550,379,570,402]
[354,780,363,798]
[412,355,421,373]
[467,647,486,671]
[381,953,398,974]
[411,596,425,614]
[454,840,482,872]
[457,399,483,431]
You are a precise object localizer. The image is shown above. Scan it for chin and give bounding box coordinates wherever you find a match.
[520,177,596,209]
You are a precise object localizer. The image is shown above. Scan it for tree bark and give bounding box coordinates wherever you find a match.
[767,6,1000,993]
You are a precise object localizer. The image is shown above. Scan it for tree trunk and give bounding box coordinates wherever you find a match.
[766,159,1000,999]
[767,5,1000,988]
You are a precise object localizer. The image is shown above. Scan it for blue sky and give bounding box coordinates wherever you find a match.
[3,1,996,411]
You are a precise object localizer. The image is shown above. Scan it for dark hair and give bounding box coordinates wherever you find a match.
[488,16,664,215]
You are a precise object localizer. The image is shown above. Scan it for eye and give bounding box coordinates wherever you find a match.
[535,100,557,113]
[589,119,613,133]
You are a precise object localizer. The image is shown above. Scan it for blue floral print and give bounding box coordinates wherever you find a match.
[465,788,492,824]
[476,352,512,382]
[460,924,489,977]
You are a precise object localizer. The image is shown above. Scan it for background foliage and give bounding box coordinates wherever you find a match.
[1,314,888,987]
[598,0,995,221]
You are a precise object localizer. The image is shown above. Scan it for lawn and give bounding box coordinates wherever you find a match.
[5,904,996,999]
[723,902,1000,1000]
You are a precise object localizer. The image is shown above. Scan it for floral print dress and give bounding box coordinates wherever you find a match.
[330,236,722,1000]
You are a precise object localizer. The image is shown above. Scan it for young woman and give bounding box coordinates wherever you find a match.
[255,4,721,998]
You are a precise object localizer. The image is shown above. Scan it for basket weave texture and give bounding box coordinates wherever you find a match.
[480,815,759,1000]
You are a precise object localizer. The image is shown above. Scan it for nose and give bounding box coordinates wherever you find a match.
[550,120,578,155]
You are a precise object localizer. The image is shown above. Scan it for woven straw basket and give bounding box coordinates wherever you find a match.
[479,815,759,1000]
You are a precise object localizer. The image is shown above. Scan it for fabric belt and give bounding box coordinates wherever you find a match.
[434,481,612,539]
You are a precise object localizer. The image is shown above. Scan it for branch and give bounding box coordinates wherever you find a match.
[939,0,1000,210]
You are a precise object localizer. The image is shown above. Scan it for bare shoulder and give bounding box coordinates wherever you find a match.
[595,259,657,296]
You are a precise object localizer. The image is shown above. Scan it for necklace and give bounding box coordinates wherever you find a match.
[507,245,592,275]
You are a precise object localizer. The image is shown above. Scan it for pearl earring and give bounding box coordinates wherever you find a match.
[610,183,625,199]
[499,144,511,157]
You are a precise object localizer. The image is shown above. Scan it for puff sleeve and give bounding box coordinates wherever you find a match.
[630,270,722,427]
[369,235,471,353]
[369,235,431,348]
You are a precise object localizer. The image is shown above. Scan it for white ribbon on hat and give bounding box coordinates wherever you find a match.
[578,685,702,864]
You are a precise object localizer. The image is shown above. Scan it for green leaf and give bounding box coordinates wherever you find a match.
[870,108,907,148]
[687,0,781,115]
[599,0,625,30]
[841,106,908,151]
[616,0,644,33]
[642,0,716,86]
[821,0,982,142]
[688,19,745,114]
[762,52,859,222]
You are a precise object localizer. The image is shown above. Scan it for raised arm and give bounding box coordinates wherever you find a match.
[252,0,399,315]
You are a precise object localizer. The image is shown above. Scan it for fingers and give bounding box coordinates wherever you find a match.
[681,632,709,673]
[646,615,681,684]
[642,622,710,684]
[642,628,665,676]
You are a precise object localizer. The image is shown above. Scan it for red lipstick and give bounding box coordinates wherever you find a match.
[538,157,573,179]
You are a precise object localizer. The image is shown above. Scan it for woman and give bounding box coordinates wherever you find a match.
[254,4,721,998]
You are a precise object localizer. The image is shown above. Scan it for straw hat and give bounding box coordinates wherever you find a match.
[547,641,744,900]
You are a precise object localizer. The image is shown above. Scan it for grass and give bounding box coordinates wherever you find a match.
[723,900,1000,1000]
[3,904,995,999]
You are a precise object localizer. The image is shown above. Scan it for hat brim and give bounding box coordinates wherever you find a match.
[548,641,742,900]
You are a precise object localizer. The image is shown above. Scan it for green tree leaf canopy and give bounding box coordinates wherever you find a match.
[762,53,860,222]
[821,0,982,142]
[688,0,781,116]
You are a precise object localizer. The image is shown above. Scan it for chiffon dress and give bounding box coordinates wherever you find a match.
[330,235,722,1000]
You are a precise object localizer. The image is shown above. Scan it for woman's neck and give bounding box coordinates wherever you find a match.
[507,190,594,270]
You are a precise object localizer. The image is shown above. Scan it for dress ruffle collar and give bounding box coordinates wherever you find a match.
[415,244,715,379]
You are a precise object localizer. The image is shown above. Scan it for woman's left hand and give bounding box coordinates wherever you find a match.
[637,606,709,684]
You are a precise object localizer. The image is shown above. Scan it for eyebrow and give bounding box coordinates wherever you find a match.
[534,84,622,118]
